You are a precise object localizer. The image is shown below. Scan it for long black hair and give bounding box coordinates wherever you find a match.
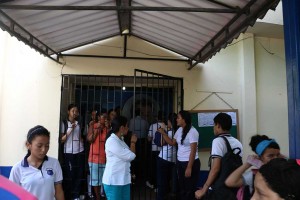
[179,110,192,145]
[168,112,178,133]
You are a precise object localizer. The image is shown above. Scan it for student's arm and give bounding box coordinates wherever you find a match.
[55,183,65,200]
[61,123,76,143]
[185,142,197,177]
[130,134,138,153]
[87,123,99,143]
[158,128,176,146]
[225,162,251,188]
[195,157,221,199]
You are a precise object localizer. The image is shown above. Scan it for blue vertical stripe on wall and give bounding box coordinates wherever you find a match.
[282,0,300,158]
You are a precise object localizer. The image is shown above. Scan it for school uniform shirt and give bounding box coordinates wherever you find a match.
[9,156,63,200]
[174,126,199,162]
[60,120,84,154]
[210,134,243,159]
[242,168,258,194]
[158,129,176,162]
[102,133,136,185]
[148,122,164,151]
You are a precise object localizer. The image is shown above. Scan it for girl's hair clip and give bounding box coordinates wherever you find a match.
[296,159,300,166]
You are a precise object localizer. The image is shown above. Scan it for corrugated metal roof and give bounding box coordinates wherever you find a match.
[0,0,280,69]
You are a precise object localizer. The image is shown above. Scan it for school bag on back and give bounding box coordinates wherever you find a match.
[210,136,243,200]
[153,130,167,147]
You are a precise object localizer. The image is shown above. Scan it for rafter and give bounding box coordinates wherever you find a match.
[0,5,238,13]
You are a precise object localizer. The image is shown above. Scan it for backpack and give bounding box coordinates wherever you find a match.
[153,130,167,147]
[210,136,243,200]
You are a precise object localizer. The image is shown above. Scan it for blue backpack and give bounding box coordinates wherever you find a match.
[153,130,167,147]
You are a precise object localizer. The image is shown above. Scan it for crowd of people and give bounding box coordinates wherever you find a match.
[6,104,300,200]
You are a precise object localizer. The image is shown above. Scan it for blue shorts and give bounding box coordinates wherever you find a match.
[89,162,105,186]
[103,184,130,200]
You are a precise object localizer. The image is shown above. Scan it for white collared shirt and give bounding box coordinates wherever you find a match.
[60,120,84,154]
[9,156,63,200]
[174,126,199,161]
[102,133,136,185]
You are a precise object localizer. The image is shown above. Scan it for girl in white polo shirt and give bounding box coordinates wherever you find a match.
[60,104,84,200]
[158,110,200,200]
[9,125,64,200]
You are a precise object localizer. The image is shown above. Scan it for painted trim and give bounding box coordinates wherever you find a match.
[282,0,300,158]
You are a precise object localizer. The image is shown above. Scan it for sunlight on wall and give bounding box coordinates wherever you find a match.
[0,30,288,170]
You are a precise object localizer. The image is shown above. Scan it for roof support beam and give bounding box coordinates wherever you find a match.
[0,10,61,64]
[117,0,131,35]
[123,35,127,58]
[189,0,279,69]
[61,54,189,62]
[0,5,239,13]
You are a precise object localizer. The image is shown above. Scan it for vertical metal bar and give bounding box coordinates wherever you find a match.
[282,0,300,159]
[124,35,127,58]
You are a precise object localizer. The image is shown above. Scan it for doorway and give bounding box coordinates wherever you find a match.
[59,70,183,199]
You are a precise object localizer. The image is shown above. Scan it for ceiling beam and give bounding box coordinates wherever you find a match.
[117,0,131,35]
[0,5,239,13]
[61,54,189,62]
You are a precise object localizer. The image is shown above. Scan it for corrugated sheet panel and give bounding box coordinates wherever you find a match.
[1,0,119,52]
[0,0,280,65]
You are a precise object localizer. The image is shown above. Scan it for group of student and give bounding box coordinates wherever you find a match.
[7,104,300,200]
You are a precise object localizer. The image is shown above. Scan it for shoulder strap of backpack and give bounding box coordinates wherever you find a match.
[62,119,68,135]
[221,136,233,152]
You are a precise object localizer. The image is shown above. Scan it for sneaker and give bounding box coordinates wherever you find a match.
[146,181,154,189]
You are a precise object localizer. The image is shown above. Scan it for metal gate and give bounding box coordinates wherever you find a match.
[59,71,183,200]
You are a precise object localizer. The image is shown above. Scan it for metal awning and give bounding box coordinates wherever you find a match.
[0,0,279,69]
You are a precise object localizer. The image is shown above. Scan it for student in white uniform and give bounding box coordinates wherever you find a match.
[158,110,200,200]
[102,116,137,200]
[60,104,84,200]
[146,110,164,189]
[195,112,243,200]
[9,125,64,200]
[156,113,178,200]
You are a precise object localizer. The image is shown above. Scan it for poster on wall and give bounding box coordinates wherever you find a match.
[198,112,237,127]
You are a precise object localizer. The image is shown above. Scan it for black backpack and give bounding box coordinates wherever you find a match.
[210,136,243,200]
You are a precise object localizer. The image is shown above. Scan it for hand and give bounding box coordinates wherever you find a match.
[131,134,138,143]
[185,167,192,177]
[71,123,77,129]
[246,155,263,168]
[157,128,166,135]
[94,122,101,129]
[89,121,94,126]
[195,188,206,199]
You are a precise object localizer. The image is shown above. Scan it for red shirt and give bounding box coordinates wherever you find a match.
[88,125,108,164]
